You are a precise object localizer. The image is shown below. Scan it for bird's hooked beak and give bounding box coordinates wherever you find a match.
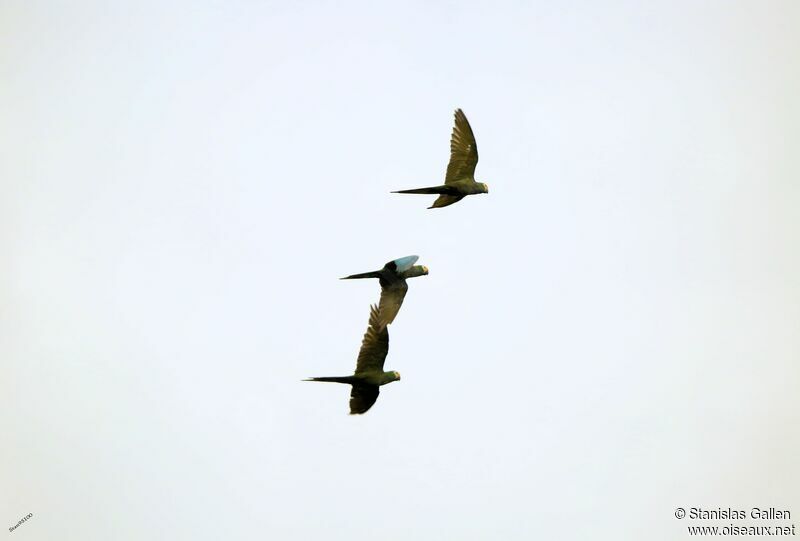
[483,183,490,193]
[395,371,401,380]
[422,266,429,275]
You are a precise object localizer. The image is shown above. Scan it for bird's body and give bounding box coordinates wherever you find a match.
[307,372,398,387]
[392,109,489,209]
[305,305,400,414]
[340,255,428,327]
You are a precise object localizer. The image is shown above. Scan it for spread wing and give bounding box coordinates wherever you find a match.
[390,255,418,273]
[378,280,408,327]
[428,194,465,209]
[354,304,389,374]
[349,384,379,414]
[444,109,479,184]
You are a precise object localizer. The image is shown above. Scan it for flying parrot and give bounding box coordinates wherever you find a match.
[392,108,489,209]
[340,255,428,327]
[305,305,400,415]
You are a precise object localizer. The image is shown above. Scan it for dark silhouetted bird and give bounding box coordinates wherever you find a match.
[340,255,428,327]
[392,108,489,209]
[304,305,400,415]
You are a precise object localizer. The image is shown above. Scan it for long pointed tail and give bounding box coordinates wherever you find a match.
[340,270,381,280]
[391,185,457,195]
[304,376,358,384]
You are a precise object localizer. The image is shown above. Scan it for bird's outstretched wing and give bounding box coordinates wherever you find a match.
[429,194,465,209]
[444,109,479,184]
[349,383,379,414]
[378,281,408,327]
[389,255,418,273]
[354,304,390,374]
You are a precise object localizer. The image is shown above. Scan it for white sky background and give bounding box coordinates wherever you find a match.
[1,1,798,539]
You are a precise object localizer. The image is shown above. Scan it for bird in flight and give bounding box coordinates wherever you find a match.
[340,255,428,327]
[392,108,489,209]
[304,305,400,414]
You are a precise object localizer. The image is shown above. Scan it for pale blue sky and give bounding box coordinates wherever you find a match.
[2,2,798,539]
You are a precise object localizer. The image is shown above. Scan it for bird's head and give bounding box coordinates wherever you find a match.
[392,371,401,382]
[403,265,429,279]
[480,182,489,193]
